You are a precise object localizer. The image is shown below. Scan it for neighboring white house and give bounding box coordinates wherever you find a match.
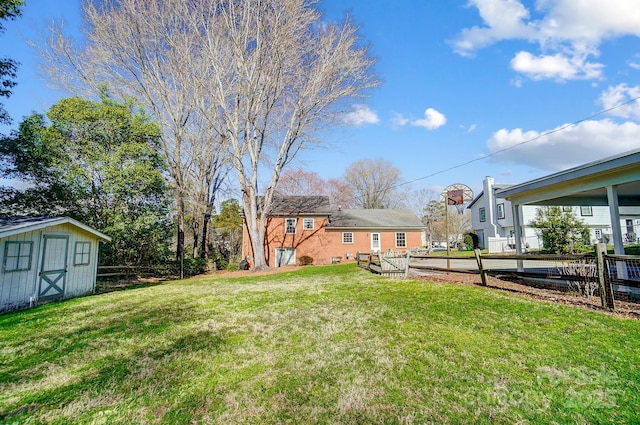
[468,177,640,253]
[0,216,111,313]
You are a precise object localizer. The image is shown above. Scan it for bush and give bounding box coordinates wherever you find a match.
[226,262,240,272]
[298,255,313,266]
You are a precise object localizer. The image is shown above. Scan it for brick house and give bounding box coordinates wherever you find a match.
[242,196,425,267]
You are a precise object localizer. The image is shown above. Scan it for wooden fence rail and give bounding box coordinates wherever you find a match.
[96,265,157,278]
[358,244,640,310]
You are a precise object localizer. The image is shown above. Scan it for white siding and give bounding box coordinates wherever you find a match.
[0,229,42,311]
[1,222,101,312]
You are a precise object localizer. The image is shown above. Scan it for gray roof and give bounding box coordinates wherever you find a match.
[265,196,332,216]
[0,216,111,241]
[327,209,424,229]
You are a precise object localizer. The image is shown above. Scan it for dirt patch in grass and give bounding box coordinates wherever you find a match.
[415,271,640,320]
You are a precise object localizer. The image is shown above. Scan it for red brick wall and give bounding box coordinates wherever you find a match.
[243,216,423,268]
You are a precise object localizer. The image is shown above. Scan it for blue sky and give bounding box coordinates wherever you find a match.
[2,0,640,200]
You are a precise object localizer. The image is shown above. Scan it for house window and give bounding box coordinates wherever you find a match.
[396,232,406,248]
[3,241,33,272]
[580,206,592,216]
[303,218,314,230]
[342,232,353,244]
[285,218,297,234]
[497,203,505,219]
[74,241,91,266]
[594,229,602,240]
[479,207,486,222]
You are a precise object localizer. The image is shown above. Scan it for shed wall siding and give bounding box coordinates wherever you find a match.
[0,229,42,311]
[1,222,101,312]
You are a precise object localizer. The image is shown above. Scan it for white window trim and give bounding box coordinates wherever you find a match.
[497,203,505,220]
[479,207,486,222]
[342,232,354,244]
[74,241,92,266]
[303,218,314,230]
[580,206,593,216]
[285,218,297,234]
[395,232,407,248]
[3,241,34,272]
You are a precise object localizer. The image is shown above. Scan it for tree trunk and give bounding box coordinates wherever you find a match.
[199,212,211,259]
[176,195,185,278]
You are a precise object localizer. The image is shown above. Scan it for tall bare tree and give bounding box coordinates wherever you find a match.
[274,169,328,197]
[195,0,378,270]
[344,158,404,209]
[42,0,376,271]
[40,0,230,268]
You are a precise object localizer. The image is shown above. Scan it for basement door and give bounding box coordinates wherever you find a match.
[275,248,296,267]
[371,233,381,253]
[38,235,69,300]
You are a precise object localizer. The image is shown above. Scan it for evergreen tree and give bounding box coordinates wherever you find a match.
[0,93,172,265]
[530,206,590,254]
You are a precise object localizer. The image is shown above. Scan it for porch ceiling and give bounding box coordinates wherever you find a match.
[496,149,640,206]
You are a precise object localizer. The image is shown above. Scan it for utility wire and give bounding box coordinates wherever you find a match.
[399,95,640,188]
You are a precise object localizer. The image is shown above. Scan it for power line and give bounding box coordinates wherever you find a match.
[399,95,640,188]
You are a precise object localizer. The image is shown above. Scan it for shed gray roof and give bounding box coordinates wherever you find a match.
[0,216,111,241]
[264,196,332,216]
[327,209,424,229]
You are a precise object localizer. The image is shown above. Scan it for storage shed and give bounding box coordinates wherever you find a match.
[0,216,111,313]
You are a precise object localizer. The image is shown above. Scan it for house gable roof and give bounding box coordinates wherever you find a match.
[264,196,332,216]
[467,184,512,209]
[0,216,111,241]
[327,209,424,230]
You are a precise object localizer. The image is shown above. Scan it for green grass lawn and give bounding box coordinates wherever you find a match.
[1,264,639,424]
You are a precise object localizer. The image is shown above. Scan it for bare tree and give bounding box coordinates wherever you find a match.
[40,0,230,268]
[448,208,472,246]
[274,169,328,196]
[327,178,355,209]
[196,0,378,270]
[41,0,377,271]
[344,158,404,209]
[404,187,435,221]
[424,199,445,246]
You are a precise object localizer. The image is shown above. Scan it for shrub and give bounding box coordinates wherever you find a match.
[226,262,240,272]
[298,255,313,266]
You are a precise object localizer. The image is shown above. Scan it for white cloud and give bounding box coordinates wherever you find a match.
[510,50,603,80]
[454,0,640,81]
[343,104,379,126]
[453,0,535,56]
[411,108,447,130]
[598,84,640,120]
[486,119,640,170]
[390,112,410,127]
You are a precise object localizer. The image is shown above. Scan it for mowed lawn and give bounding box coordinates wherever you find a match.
[1,265,639,424]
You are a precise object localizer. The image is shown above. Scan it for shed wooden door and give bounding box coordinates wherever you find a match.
[38,235,69,300]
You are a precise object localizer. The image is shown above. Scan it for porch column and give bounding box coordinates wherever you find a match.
[512,203,524,255]
[606,185,624,255]
[512,203,524,272]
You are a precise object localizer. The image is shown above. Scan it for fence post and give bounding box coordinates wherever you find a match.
[404,251,411,278]
[595,243,615,310]
[474,248,487,286]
